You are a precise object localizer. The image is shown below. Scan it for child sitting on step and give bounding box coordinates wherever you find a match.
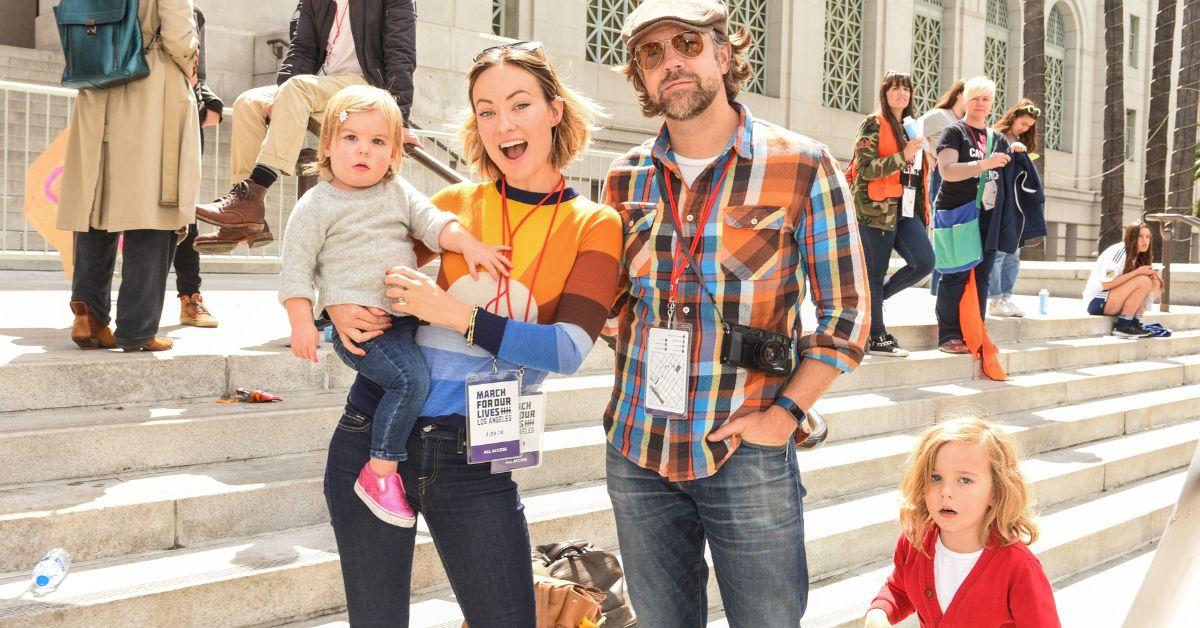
[864,417,1060,627]
[279,85,510,528]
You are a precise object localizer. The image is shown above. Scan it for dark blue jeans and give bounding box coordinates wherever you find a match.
[928,167,944,295]
[606,442,808,628]
[332,316,429,461]
[859,216,935,336]
[71,228,176,348]
[325,405,536,627]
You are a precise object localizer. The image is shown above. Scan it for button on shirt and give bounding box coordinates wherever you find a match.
[602,103,870,481]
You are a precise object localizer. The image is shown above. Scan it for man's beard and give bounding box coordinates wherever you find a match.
[655,69,721,121]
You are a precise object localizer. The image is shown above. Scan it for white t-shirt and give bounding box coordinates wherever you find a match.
[934,535,983,613]
[920,108,960,160]
[320,0,363,77]
[1083,242,1127,303]
[674,153,720,188]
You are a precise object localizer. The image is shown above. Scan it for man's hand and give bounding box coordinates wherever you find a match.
[202,110,221,127]
[326,303,391,357]
[290,322,320,364]
[706,405,799,447]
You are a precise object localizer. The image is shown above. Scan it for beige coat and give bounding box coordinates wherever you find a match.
[58,0,201,232]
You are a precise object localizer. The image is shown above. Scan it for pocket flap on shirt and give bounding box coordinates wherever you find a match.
[619,202,658,232]
[723,204,786,231]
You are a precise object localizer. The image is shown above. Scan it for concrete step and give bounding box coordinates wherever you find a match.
[1014,261,1200,305]
[5,307,1199,414]
[276,468,1193,628]
[1053,541,1200,628]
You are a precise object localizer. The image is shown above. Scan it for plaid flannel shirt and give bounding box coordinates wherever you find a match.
[602,104,870,481]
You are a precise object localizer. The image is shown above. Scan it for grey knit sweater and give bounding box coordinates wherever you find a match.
[278,177,457,313]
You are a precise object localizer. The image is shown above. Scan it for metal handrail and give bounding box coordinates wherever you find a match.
[1142,212,1200,312]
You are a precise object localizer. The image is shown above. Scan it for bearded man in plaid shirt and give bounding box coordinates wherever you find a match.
[600,1,871,625]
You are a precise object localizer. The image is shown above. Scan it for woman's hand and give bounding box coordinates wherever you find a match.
[980,153,1012,170]
[290,321,320,364]
[326,303,391,357]
[1010,141,1028,153]
[385,267,474,333]
[462,241,513,281]
[902,137,926,161]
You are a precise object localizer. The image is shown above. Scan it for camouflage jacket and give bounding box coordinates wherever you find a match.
[850,115,927,231]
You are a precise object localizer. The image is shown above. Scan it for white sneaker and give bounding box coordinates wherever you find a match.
[988,298,1011,318]
[1003,296,1025,317]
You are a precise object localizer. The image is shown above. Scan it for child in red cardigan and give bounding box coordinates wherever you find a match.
[864,418,1060,627]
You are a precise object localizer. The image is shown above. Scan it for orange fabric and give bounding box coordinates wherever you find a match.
[867,115,904,202]
[960,271,1008,381]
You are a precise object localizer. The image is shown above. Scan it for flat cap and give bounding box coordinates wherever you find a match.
[620,0,728,48]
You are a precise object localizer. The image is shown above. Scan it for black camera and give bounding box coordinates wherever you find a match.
[720,323,794,376]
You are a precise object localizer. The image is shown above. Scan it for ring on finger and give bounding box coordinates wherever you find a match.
[396,297,408,305]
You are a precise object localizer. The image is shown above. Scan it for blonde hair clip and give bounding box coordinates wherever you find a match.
[337,110,349,124]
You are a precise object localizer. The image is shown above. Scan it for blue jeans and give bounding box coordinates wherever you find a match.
[332,316,429,461]
[859,217,935,335]
[325,405,536,627]
[988,249,1021,298]
[606,443,808,628]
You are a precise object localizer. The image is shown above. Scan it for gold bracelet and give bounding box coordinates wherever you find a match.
[464,306,479,347]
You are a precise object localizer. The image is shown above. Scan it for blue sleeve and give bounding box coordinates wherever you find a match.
[469,309,593,375]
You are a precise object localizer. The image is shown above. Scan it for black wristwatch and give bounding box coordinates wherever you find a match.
[772,395,807,426]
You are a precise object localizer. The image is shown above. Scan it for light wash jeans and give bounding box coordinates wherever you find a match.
[606,442,808,627]
[988,249,1022,298]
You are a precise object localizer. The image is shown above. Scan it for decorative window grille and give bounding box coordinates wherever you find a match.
[586,0,637,65]
[984,0,1010,124]
[822,0,863,111]
[492,0,505,36]
[1045,5,1067,151]
[911,0,945,114]
[728,0,769,95]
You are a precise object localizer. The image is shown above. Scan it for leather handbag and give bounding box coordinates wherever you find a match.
[55,0,152,89]
[461,576,605,628]
[533,541,637,628]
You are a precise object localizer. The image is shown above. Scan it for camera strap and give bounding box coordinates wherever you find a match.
[655,162,731,330]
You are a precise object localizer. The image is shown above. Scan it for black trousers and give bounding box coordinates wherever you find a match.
[173,222,201,296]
[71,228,176,348]
[935,248,996,345]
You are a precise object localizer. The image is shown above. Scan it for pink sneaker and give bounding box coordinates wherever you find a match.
[353,463,417,528]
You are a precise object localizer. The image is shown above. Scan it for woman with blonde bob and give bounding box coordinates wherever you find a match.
[321,42,623,626]
[865,417,1060,627]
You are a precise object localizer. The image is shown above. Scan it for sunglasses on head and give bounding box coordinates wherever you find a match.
[884,70,913,80]
[632,30,707,71]
[474,40,544,62]
[1017,103,1042,117]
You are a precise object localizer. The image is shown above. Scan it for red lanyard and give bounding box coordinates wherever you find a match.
[327,0,349,54]
[486,177,566,322]
[662,156,735,305]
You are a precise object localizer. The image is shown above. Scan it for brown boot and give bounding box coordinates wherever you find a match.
[193,223,274,253]
[180,293,219,328]
[195,179,269,228]
[69,301,117,349]
[122,336,174,352]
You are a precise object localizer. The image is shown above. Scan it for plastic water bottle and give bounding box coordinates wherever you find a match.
[31,548,70,594]
[1038,289,1049,316]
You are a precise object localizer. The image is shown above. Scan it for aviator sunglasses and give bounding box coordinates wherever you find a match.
[474,40,544,62]
[633,30,707,71]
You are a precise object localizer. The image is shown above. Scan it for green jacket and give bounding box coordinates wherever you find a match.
[850,115,927,231]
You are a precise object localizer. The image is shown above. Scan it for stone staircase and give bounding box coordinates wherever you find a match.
[0,284,1198,626]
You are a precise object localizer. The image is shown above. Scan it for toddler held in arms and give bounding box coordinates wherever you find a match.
[279,85,510,527]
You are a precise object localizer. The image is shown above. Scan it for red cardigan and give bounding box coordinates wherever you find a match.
[870,526,1060,627]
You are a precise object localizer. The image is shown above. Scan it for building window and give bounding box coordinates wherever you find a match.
[1125,109,1137,161]
[728,0,770,95]
[1129,15,1140,68]
[822,0,864,111]
[492,1,517,39]
[586,0,637,66]
[984,0,1010,124]
[1045,5,1067,151]
[911,0,945,114]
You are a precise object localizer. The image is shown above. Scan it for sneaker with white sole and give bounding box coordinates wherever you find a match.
[1002,296,1025,317]
[867,332,910,357]
[1112,319,1153,338]
[988,298,1012,318]
[354,462,417,527]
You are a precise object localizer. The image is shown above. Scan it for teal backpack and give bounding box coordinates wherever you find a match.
[54,0,153,89]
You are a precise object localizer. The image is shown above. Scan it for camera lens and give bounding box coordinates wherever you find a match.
[758,339,788,368]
